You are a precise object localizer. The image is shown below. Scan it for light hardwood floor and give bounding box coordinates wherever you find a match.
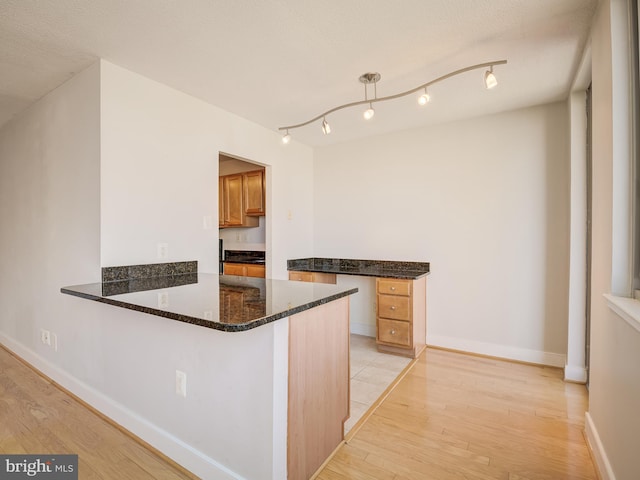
[320,347,598,480]
[1,342,598,480]
[0,346,198,480]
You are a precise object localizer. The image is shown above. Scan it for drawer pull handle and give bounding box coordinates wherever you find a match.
[390,306,396,310]
[390,286,396,291]
[390,330,396,335]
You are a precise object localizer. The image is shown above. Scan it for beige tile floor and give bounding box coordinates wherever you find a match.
[345,334,412,432]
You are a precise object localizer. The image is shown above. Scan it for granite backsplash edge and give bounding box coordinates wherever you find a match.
[102,261,198,283]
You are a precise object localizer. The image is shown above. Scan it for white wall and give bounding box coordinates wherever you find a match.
[314,103,570,366]
[0,59,315,479]
[100,61,314,278]
[586,1,640,479]
[0,62,101,362]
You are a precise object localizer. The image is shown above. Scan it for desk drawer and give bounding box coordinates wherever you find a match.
[377,278,411,296]
[377,294,411,321]
[377,319,411,347]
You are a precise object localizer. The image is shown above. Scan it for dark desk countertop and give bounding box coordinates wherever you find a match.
[61,273,357,332]
[287,258,430,280]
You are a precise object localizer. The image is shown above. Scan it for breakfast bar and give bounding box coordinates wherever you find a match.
[61,261,358,480]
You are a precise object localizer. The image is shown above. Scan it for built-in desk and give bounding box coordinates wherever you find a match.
[288,257,430,358]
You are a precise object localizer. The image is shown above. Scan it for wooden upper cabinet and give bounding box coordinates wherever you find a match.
[220,174,258,228]
[243,169,266,216]
[219,168,265,228]
[224,174,244,226]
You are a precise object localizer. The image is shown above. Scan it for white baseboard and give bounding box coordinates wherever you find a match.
[426,334,566,367]
[564,364,588,383]
[350,322,376,338]
[585,412,616,480]
[0,333,243,480]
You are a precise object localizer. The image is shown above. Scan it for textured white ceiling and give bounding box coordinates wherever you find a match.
[0,0,597,147]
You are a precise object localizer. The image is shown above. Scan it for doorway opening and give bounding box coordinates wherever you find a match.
[218,152,268,278]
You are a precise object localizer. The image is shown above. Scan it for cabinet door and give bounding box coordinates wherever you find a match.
[243,170,265,216]
[224,263,247,276]
[224,174,244,226]
[246,264,265,278]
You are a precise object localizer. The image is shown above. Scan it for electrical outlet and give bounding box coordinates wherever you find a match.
[157,243,169,260]
[202,215,213,230]
[52,333,58,351]
[203,310,213,320]
[175,370,187,397]
[40,329,51,346]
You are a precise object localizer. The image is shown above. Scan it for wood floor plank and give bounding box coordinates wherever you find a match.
[319,347,598,480]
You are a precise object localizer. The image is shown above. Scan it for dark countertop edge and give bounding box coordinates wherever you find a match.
[286,257,430,280]
[286,267,429,280]
[221,259,265,265]
[60,286,358,333]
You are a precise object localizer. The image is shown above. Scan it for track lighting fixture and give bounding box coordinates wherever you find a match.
[484,66,498,89]
[278,60,506,143]
[418,87,431,106]
[321,117,331,135]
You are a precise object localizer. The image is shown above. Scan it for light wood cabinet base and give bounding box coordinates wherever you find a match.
[375,276,427,359]
[223,262,265,278]
[288,297,349,480]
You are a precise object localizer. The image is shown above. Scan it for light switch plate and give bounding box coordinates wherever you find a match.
[157,243,169,260]
[175,370,187,397]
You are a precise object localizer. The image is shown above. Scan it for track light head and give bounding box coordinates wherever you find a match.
[484,66,498,89]
[321,118,331,135]
[363,103,375,120]
[282,130,291,144]
[418,88,431,106]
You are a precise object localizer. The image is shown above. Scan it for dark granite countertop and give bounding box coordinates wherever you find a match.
[223,250,265,265]
[287,258,430,280]
[61,273,358,332]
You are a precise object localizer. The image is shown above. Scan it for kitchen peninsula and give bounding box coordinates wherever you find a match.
[61,261,357,480]
[288,257,430,358]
